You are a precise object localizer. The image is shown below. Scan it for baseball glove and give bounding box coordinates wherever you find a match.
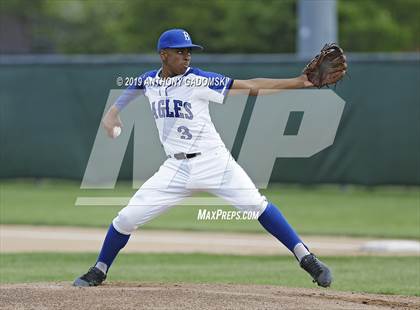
[303,43,347,88]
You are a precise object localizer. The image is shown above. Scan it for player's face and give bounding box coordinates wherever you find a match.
[160,48,192,77]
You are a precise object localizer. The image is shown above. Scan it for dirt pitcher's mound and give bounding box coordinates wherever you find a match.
[1,283,419,310]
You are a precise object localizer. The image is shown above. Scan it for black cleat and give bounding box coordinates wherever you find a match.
[300,254,332,287]
[73,267,106,287]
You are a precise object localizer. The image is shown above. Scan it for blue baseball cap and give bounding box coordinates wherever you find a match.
[157,29,203,52]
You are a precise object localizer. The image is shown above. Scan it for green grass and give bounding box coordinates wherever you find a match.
[0,253,419,296]
[1,179,419,238]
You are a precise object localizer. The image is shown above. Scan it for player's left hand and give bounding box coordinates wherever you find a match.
[303,43,347,88]
[298,74,315,88]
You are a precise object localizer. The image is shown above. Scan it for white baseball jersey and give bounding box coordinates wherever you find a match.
[116,67,233,155]
[112,67,267,235]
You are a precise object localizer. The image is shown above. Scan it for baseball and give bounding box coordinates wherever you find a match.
[112,126,121,138]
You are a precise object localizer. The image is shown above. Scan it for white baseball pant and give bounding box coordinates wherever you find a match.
[113,146,268,235]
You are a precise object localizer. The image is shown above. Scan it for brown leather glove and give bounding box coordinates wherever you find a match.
[303,43,347,88]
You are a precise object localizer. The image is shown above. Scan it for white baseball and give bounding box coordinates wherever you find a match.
[112,126,122,138]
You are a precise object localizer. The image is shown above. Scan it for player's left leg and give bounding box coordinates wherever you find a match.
[205,149,332,287]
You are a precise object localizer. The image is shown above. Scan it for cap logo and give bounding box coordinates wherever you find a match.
[183,31,190,41]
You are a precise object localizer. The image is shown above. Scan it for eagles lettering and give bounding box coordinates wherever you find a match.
[151,99,193,120]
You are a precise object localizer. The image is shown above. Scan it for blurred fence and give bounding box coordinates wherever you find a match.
[0,53,419,185]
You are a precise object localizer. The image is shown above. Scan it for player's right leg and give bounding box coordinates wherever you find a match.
[73,159,192,287]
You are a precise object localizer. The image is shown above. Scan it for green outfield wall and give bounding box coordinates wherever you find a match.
[1,54,419,185]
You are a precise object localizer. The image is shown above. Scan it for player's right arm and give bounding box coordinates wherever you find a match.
[102,79,145,138]
[102,105,123,138]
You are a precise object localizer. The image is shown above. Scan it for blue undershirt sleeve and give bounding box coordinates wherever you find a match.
[114,83,143,111]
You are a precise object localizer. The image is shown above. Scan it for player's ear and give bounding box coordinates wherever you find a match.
[159,49,167,62]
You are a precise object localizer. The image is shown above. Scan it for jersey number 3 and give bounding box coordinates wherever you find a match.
[177,126,192,140]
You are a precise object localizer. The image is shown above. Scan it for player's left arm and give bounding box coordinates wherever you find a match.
[231,74,313,96]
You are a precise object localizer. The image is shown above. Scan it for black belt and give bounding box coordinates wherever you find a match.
[168,152,202,160]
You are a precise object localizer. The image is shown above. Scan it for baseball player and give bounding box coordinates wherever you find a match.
[74,29,344,288]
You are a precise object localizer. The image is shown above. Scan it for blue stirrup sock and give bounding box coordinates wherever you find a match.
[95,223,130,273]
[258,202,309,260]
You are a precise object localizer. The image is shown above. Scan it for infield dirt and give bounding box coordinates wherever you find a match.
[2,225,419,309]
[1,282,420,310]
[2,225,419,256]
